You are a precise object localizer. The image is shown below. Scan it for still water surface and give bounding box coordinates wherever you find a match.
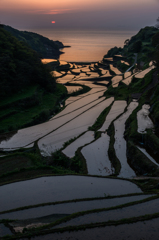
[0,176,142,212]
[30,28,136,62]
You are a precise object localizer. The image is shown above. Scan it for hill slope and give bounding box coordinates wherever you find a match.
[0,25,67,133]
[105,26,159,68]
[3,25,64,58]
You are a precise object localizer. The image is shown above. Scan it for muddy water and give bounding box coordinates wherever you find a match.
[0,176,142,212]
[114,102,138,178]
[81,133,114,176]
[99,100,127,132]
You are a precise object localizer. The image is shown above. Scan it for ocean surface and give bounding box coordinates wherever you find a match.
[29,28,136,62]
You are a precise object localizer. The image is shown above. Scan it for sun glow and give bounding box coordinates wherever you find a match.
[52,21,56,24]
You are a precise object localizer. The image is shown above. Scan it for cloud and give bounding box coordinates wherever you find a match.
[46,9,73,14]
[27,9,73,15]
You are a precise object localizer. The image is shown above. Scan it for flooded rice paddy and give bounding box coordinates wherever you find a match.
[0,176,142,212]
[38,97,113,155]
[99,100,127,132]
[65,85,83,94]
[62,131,94,158]
[81,133,113,176]
[53,196,158,228]
[0,90,106,150]
[32,217,159,240]
[0,195,150,220]
[0,224,13,238]
[137,147,159,166]
[111,75,123,87]
[114,101,138,178]
[135,65,155,78]
[110,64,122,75]
[1,59,158,238]
[0,62,155,175]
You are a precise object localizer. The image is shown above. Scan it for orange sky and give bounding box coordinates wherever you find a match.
[1,0,156,11]
[0,0,158,30]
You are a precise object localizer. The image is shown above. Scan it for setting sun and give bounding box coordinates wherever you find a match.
[52,21,56,24]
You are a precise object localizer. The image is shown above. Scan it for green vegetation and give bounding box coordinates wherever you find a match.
[105,69,155,101]
[116,61,130,73]
[104,46,122,58]
[88,102,113,132]
[1,24,159,240]
[105,82,129,100]
[107,123,121,176]
[50,150,85,174]
[0,83,67,133]
[3,25,63,58]
[127,141,159,177]
[104,66,159,177]
[1,24,159,183]
[65,82,91,97]
[0,27,56,97]
[0,27,67,133]
[105,26,159,66]
[1,195,158,239]
[0,151,84,186]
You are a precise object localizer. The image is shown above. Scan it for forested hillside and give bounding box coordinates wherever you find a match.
[0,25,67,133]
[3,25,63,58]
[105,26,159,68]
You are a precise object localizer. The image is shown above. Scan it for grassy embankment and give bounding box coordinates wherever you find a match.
[1,69,158,185]
[1,195,159,239]
[104,68,159,178]
[0,83,67,133]
[0,81,93,185]
[0,25,92,184]
[1,25,159,188]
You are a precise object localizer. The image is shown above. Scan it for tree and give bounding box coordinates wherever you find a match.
[156,17,159,29]
[124,39,130,47]
[131,40,142,53]
[152,32,159,70]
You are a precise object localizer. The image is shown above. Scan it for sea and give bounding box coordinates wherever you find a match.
[29,28,136,62]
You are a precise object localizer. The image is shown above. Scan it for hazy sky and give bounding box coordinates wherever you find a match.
[0,0,159,31]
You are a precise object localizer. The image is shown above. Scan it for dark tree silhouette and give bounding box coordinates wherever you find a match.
[156,17,159,29]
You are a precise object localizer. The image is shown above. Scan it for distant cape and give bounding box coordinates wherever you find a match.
[3,25,64,59]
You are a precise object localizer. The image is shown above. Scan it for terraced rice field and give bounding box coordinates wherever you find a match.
[0,61,158,239]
